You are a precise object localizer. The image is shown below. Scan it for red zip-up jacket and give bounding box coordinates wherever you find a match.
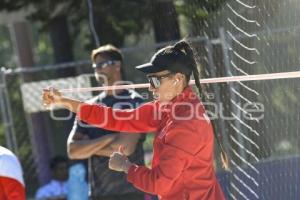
[78,86,225,200]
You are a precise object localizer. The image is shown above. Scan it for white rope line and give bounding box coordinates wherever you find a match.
[230,135,259,161]
[231,112,260,136]
[230,159,259,186]
[234,0,256,9]
[231,60,249,76]
[226,3,260,26]
[236,81,259,95]
[227,31,260,55]
[230,123,260,150]
[231,87,258,107]
[231,148,259,174]
[232,50,257,65]
[230,183,250,200]
[227,18,260,40]
[230,99,259,122]
[232,173,259,199]
[59,71,300,93]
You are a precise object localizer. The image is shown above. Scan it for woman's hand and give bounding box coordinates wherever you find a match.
[42,87,82,113]
[109,146,133,173]
[42,87,62,107]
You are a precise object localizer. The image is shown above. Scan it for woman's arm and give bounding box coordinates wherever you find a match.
[78,102,157,133]
[109,142,191,196]
[42,88,158,133]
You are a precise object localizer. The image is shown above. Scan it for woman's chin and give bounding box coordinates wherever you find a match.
[153,93,170,103]
[157,99,168,104]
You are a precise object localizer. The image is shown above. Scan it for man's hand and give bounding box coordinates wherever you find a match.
[109,146,133,173]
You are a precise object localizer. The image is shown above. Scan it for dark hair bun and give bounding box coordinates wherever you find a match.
[173,40,192,56]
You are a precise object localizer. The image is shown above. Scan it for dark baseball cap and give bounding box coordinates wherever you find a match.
[135,46,193,75]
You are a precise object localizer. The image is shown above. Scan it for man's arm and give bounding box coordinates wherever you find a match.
[94,133,141,157]
[67,129,117,160]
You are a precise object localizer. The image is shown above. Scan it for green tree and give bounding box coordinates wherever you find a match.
[175,0,226,36]
[85,0,152,47]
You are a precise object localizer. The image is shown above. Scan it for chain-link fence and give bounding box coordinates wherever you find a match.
[1,21,300,199]
[203,0,300,199]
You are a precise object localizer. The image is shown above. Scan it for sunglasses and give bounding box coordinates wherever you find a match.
[92,60,118,69]
[147,73,174,88]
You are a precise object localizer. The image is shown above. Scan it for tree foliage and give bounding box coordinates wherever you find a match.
[0,0,152,47]
[175,0,226,35]
[84,0,152,46]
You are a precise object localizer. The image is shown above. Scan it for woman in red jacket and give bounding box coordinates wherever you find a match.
[43,40,226,200]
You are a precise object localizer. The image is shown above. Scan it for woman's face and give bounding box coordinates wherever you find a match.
[147,70,185,103]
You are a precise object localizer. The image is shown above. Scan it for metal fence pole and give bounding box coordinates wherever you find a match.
[219,28,246,161]
[205,39,232,161]
[0,68,18,154]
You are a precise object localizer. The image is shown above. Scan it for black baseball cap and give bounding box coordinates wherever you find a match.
[135,46,193,75]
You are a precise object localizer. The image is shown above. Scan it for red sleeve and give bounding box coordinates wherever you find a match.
[77,101,158,133]
[0,177,25,200]
[127,144,190,195]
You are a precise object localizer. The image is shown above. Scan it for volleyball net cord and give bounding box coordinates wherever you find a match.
[58,70,300,93]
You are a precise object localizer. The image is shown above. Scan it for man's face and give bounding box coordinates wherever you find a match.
[93,55,121,86]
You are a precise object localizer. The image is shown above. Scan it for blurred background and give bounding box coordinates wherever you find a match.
[0,0,300,199]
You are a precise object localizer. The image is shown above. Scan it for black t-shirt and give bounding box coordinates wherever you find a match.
[71,89,145,197]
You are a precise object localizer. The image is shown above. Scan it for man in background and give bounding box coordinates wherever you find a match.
[67,44,145,200]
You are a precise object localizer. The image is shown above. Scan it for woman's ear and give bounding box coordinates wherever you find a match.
[172,73,183,86]
[173,79,179,85]
[175,73,185,82]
